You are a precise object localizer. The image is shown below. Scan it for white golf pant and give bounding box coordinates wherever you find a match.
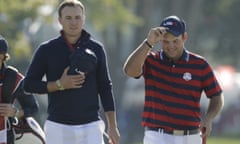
[143,130,202,144]
[44,119,105,144]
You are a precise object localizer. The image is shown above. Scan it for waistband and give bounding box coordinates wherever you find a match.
[48,115,99,125]
[145,127,200,136]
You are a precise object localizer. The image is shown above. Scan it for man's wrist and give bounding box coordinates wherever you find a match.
[12,106,20,118]
[144,39,153,49]
[56,80,65,90]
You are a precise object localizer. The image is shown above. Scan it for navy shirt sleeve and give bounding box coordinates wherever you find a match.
[96,44,115,111]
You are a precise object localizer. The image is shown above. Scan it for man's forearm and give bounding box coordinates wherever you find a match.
[205,94,224,121]
[123,39,151,77]
[105,111,118,128]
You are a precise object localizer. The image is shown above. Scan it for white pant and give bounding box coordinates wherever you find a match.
[143,130,202,144]
[44,120,105,144]
[0,129,7,143]
[0,117,7,143]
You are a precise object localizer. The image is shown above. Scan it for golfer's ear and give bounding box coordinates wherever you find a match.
[183,32,187,42]
[58,16,62,25]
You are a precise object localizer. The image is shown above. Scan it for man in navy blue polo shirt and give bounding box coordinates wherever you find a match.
[123,15,224,144]
[23,0,119,144]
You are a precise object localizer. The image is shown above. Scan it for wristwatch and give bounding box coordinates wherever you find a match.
[56,80,65,90]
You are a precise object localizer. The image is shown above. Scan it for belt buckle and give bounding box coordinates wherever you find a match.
[173,130,184,136]
[158,128,163,133]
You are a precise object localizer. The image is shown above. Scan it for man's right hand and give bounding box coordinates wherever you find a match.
[147,27,168,46]
[47,67,86,92]
[59,67,86,89]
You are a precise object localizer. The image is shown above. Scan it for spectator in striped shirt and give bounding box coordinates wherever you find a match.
[123,15,224,144]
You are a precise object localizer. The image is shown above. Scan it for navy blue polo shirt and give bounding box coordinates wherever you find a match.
[24,30,115,124]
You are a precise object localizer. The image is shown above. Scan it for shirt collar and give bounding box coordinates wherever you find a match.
[60,29,90,51]
[160,48,189,62]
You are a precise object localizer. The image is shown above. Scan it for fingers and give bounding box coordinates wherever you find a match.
[0,104,15,117]
[200,122,212,137]
[60,67,86,89]
[200,117,213,137]
[147,27,168,44]
[201,127,206,137]
[65,73,86,89]
[107,129,120,144]
[108,136,118,144]
[153,27,168,38]
[72,76,85,87]
[158,27,168,34]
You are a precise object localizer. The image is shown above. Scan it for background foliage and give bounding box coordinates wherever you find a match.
[1,0,240,143]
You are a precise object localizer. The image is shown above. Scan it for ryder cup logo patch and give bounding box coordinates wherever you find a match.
[183,72,192,81]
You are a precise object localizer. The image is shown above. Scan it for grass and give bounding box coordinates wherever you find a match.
[131,136,240,144]
[207,137,240,144]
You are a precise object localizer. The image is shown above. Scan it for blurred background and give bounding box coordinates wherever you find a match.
[1,0,240,143]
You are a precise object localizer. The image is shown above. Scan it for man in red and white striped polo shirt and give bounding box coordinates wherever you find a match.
[123,15,224,144]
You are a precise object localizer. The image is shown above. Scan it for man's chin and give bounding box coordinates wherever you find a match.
[166,53,180,61]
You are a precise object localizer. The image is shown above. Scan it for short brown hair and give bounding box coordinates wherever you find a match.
[58,0,85,17]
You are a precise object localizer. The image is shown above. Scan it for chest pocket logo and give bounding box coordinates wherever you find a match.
[183,72,192,81]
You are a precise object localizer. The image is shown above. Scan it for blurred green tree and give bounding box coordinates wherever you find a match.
[0,0,58,71]
[1,0,240,143]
